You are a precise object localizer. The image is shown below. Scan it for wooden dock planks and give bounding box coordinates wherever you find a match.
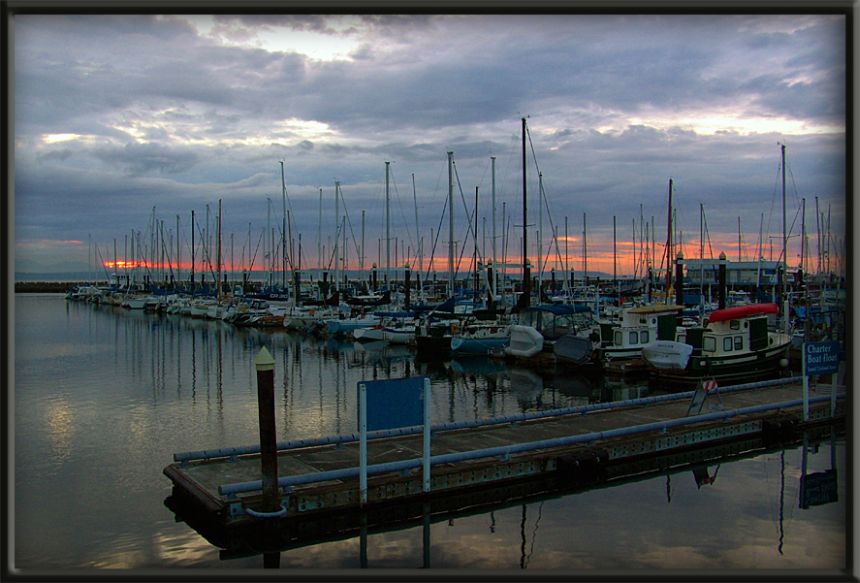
[164,381,843,526]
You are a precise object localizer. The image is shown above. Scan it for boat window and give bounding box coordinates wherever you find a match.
[703,336,716,352]
[629,331,639,345]
[730,320,740,330]
[640,330,650,343]
[734,336,743,350]
[723,337,733,352]
[614,331,622,346]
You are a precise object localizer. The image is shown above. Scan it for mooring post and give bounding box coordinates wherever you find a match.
[255,346,280,512]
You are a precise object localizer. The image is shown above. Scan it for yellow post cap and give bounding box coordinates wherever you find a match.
[254,346,275,371]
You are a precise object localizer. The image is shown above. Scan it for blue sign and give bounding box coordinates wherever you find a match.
[804,341,840,375]
[359,376,427,431]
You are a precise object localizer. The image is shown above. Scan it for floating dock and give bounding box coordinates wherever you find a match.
[164,376,844,532]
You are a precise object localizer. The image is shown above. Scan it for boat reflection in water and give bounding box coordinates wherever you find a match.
[447,355,651,412]
[164,425,842,569]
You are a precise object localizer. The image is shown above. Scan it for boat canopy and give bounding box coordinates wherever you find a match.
[707,303,779,324]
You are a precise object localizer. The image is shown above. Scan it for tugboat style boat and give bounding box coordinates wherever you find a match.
[641,303,791,386]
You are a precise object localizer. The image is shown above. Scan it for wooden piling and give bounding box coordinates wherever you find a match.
[254,347,279,513]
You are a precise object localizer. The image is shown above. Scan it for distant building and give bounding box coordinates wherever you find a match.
[683,258,783,287]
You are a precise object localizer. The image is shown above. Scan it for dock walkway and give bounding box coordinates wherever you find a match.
[164,377,843,527]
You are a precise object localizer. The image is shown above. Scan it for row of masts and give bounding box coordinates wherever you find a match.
[89,130,843,303]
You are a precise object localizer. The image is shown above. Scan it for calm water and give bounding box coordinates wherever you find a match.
[12,294,848,574]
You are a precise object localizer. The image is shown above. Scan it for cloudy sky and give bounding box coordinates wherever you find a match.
[12,12,847,279]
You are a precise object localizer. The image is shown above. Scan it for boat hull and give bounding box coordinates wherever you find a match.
[647,341,791,386]
[640,341,692,370]
[553,333,596,366]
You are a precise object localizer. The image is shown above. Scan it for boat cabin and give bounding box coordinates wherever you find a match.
[678,316,774,358]
[677,304,778,358]
[603,304,684,348]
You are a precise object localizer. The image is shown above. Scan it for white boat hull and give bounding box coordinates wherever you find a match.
[641,341,693,370]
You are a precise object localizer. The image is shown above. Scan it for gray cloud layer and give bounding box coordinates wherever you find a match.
[12,13,846,274]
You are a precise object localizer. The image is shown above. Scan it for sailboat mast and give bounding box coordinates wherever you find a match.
[266,197,275,287]
[583,212,587,286]
[737,217,741,262]
[521,118,530,306]
[781,143,787,293]
[176,214,181,285]
[448,151,455,297]
[280,161,287,287]
[385,161,391,289]
[538,172,543,288]
[757,212,764,291]
[815,196,821,275]
[474,186,479,297]
[613,215,617,298]
[801,197,806,273]
[491,156,497,299]
[217,198,222,303]
[699,203,705,300]
[190,210,195,290]
[334,181,340,292]
[412,173,422,300]
[666,178,673,299]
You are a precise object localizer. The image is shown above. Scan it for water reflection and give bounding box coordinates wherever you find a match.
[83,304,655,439]
[13,296,848,571]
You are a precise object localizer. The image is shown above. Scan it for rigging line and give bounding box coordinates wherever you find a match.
[159,224,175,282]
[526,124,543,178]
[335,184,364,266]
[193,219,219,282]
[248,229,265,272]
[765,159,781,254]
[453,205,476,282]
[94,244,112,281]
[452,161,484,262]
[423,192,449,285]
[536,174,567,276]
[322,217,342,272]
[703,211,714,261]
[388,166,418,263]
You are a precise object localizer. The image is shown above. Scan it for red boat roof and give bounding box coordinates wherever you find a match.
[707,303,779,323]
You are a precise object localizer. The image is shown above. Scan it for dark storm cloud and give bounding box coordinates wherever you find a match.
[12,13,846,272]
[91,143,202,176]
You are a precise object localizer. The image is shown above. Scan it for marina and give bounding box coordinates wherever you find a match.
[10,10,850,576]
